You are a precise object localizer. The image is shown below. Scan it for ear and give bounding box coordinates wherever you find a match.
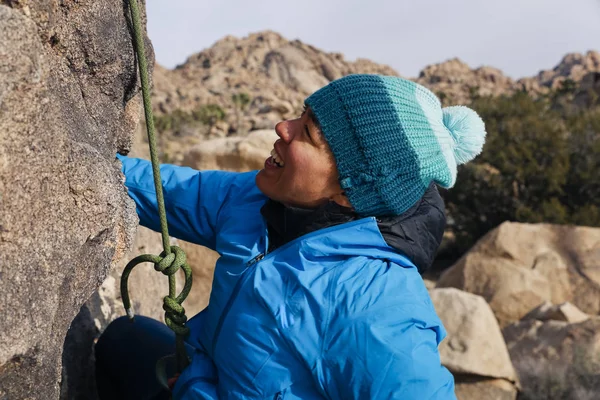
[330,191,353,209]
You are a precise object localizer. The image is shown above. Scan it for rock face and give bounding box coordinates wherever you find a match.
[0,2,149,398]
[60,226,174,400]
[437,222,600,326]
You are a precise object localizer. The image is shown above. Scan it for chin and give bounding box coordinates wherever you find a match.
[255,171,279,201]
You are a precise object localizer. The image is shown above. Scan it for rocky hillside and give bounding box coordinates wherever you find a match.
[144,31,399,160]
[145,30,599,162]
[152,30,397,122]
[417,51,600,104]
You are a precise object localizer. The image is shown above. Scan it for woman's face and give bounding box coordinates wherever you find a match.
[255,107,350,209]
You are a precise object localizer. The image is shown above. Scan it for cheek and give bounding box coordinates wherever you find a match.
[287,149,338,191]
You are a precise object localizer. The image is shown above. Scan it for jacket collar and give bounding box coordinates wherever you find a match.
[376,183,446,273]
[260,183,446,273]
[260,199,356,253]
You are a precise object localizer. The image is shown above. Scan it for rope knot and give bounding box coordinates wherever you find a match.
[152,246,191,336]
[155,245,187,276]
[163,296,190,336]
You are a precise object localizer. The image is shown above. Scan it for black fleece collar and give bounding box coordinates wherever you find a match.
[259,184,446,273]
[260,199,357,253]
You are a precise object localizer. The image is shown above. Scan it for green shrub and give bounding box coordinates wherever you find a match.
[443,90,600,253]
[192,104,226,127]
[153,104,226,136]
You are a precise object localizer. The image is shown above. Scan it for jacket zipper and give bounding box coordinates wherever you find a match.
[211,251,265,356]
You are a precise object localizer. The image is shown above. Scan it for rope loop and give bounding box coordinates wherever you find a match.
[121,249,193,326]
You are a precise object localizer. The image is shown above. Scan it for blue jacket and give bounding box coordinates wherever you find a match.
[118,155,456,399]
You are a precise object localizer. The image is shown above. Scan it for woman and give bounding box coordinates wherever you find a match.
[96,74,486,399]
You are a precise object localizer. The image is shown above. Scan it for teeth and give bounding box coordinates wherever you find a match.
[270,148,284,167]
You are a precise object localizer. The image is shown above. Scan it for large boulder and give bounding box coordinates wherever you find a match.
[503,317,600,399]
[437,252,554,326]
[430,289,516,380]
[437,222,600,325]
[0,1,149,398]
[430,288,517,399]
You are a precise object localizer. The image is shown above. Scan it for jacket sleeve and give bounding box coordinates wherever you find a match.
[316,304,456,400]
[117,154,252,250]
[172,350,219,400]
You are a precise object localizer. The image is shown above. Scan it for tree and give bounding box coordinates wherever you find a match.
[443,91,574,253]
[564,109,600,225]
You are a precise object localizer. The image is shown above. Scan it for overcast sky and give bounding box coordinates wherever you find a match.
[146,0,600,79]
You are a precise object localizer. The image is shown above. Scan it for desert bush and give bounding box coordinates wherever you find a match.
[153,104,226,137]
[442,89,600,254]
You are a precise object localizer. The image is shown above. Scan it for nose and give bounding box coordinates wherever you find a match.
[275,120,293,143]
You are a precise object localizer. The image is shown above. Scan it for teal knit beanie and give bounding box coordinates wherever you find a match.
[305,74,486,217]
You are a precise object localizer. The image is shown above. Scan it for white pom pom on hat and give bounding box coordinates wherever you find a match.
[442,105,487,165]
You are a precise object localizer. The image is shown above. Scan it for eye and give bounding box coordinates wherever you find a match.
[304,124,313,142]
[301,104,307,117]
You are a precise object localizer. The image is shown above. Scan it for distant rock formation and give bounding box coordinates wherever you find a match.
[148,31,599,163]
[419,51,600,104]
[416,59,516,104]
[149,30,398,150]
[152,31,398,119]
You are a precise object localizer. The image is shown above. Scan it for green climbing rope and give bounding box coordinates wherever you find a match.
[121,0,192,374]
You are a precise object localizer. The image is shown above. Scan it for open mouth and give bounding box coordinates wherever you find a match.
[270,148,285,168]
